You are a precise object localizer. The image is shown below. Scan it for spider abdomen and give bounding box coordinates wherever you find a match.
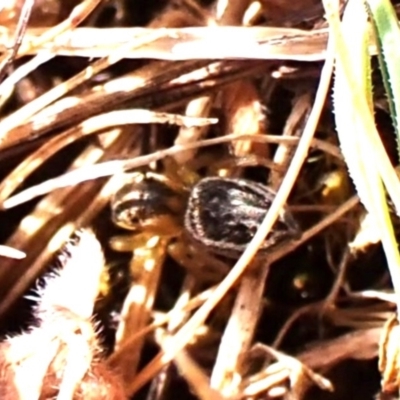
[184,177,300,257]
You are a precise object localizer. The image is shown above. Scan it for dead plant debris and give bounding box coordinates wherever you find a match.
[0,1,398,399]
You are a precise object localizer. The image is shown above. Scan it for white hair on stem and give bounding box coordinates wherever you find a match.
[0,229,127,400]
[36,229,104,320]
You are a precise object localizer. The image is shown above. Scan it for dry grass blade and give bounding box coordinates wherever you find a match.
[0,246,26,260]
[2,134,341,209]
[173,350,225,400]
[0,58,258,151]
[14,0,103,58]
[0,110,217,205]
[0,0,34,81]
[0,26,330,60]
[0,30,169,145]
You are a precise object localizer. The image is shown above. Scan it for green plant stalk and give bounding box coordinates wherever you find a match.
[364,0,400,156]
[333,0,372,209]
[325,0,400,309]
[323,1,400,217]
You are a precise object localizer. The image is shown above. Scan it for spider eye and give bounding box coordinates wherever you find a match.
[111,173,185,230]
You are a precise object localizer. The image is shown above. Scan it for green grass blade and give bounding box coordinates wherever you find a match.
[365,0,400,156]
[325,0,400,308]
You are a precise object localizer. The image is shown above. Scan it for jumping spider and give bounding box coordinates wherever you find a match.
[110,158,301,269]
